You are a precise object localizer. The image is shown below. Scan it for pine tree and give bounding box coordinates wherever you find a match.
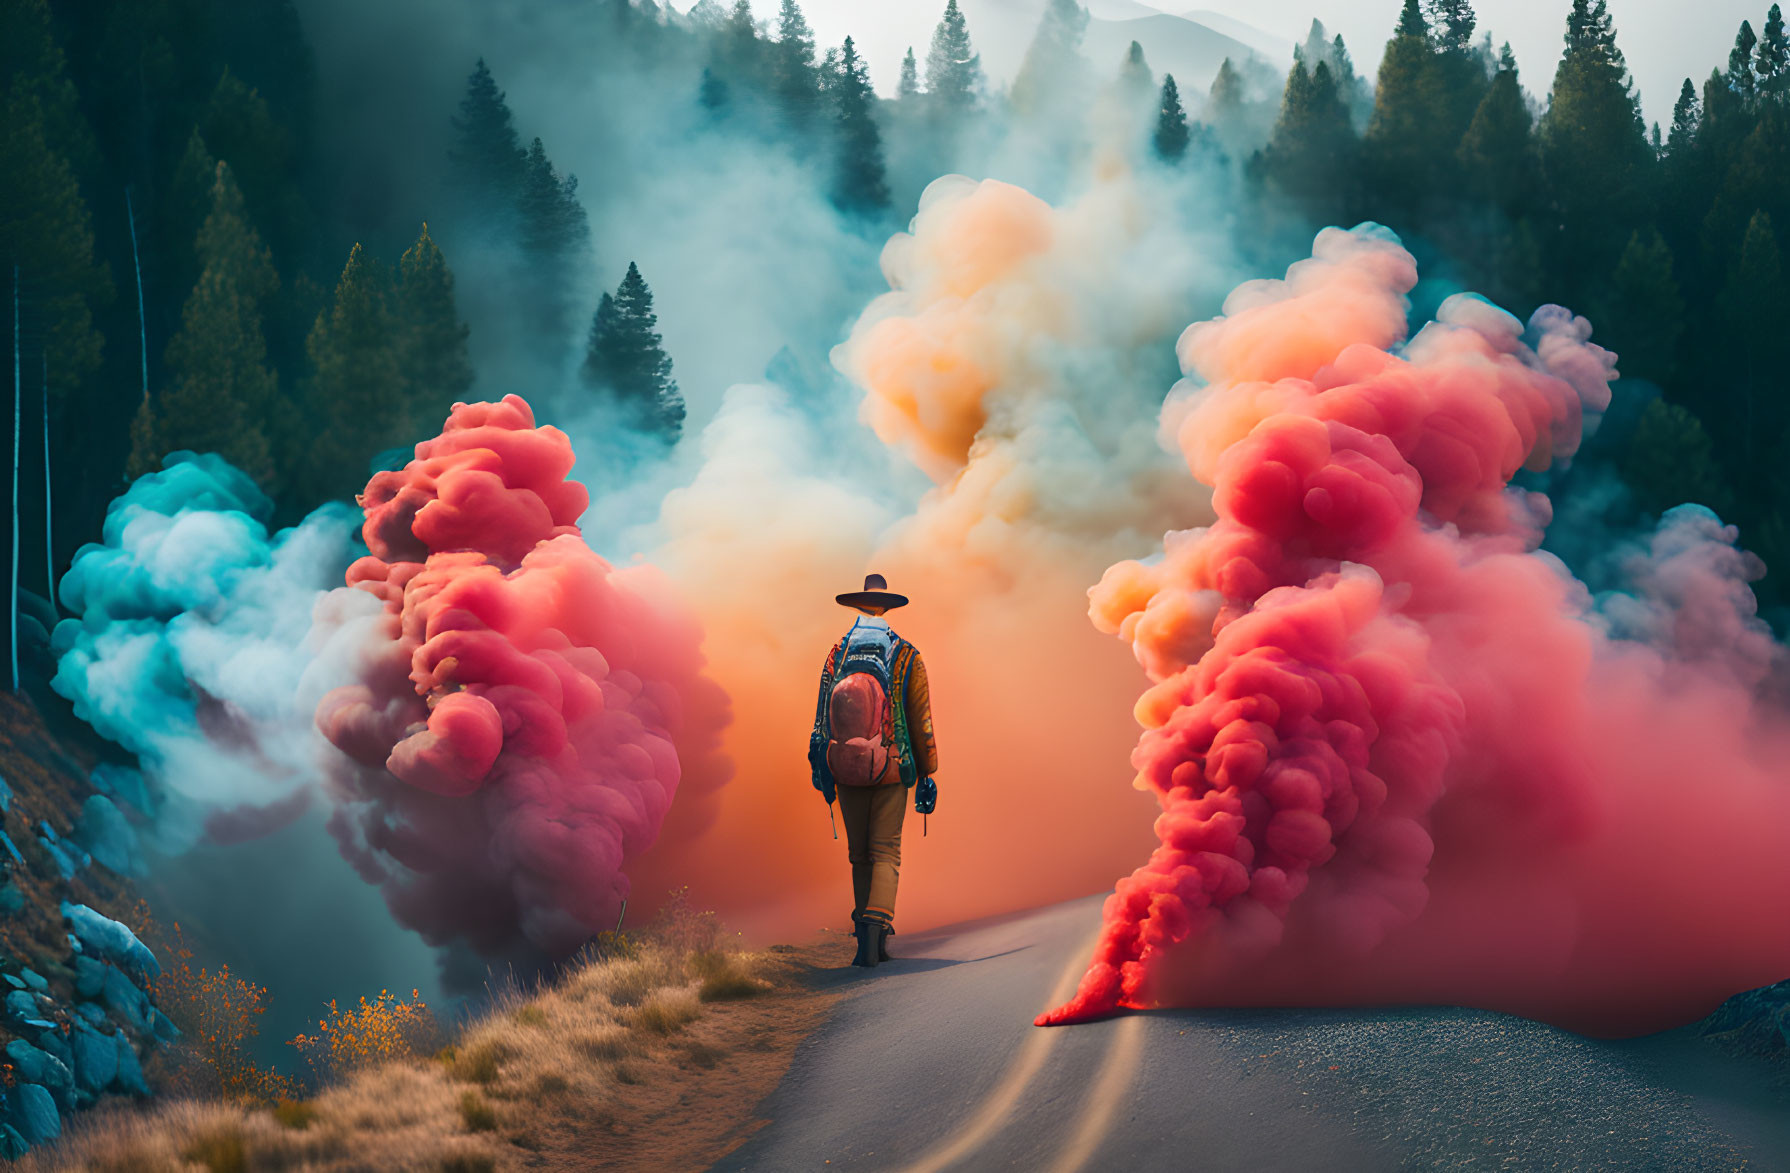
[1728,20,1759,103]
[698,67,730,113]
[1619,398,1732,517]
[1717,211,1790,475]
[1155,74,1191,161]
[1595,229,1685,386]
[198,69,305,268]
[1537,0,1652,302]
[926,0,982,120]
[832,37,890,216]
[1011,0,1089,118]
[1668,77,1701,153]
[899,48,920,101]
[773,0,820,130]
[153,162,277,485]
[1260,59,1357,224]
[1119,41,1154,109]
[1658,78,1705,269]
[716,0,769,90]
[0,0,98,183]
[395,224,473,436]
[581,263,683,444]
[303,244,403,500]
[1457,45,1537,218]
[0,90,106,404]
[818,46,843,104]
[516,137,592,363]
[1299,19,1331,68]
[1763,5,1790,97]
[1207,56,1251,155]
[1330,34,1372,127]
[1362,0,1441,219]
[1425,0,1477,53]
[447,59,527,225]
[1397,0,1427,39]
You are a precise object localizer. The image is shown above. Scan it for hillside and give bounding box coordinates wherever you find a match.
[24,915,843,1171]
[0,691,169,1159]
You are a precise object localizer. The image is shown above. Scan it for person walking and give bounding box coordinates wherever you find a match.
[809,573,939,967]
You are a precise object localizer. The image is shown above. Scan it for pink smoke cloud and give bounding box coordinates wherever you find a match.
[1042,228,1790,1035]
[315,396,731,960]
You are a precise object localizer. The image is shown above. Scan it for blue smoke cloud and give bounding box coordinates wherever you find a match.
[50,453,366,850]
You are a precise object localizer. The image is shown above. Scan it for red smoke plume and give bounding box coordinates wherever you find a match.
[315,396,730,961]
[1041,227,1790,1034]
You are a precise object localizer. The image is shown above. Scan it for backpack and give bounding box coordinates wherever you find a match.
[813,620,917,790]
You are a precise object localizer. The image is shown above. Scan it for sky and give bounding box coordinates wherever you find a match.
[711,0,1763,127]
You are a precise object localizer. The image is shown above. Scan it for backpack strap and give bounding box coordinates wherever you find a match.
[889,638,918,787]
[808,633,850,793]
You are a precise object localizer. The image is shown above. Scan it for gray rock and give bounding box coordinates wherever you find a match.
[1,974,22,990]
[89,764,153,816]
[69,1023,117,1093]
[0,832,23,867]
[75,1002,105,1027]
[112,1032,148,1096]
[8,1084,58,1145]
[60,902,158,981]
[99,964,151,1031]
[4,989,41,1027]
[0,883,21,916]
[20,968,46,992]
[75,795,142,877]
[34,1029,71,1071]
[152,1006,180,1042]
[0,1122,26,1159]
[37,824,87,880]
[5,1041,71,1093]
[72,955,105,999]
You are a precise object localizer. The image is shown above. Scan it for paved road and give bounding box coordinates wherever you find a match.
[717,896,1790,1172]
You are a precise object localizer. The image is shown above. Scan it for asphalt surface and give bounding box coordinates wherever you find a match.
[716,896,1790,1172]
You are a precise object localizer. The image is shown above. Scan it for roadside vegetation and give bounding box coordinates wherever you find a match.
[21,893,826,1173]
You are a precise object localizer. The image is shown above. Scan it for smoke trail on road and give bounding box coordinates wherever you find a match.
[1039,226,1790,1035]
[314,395,731,964]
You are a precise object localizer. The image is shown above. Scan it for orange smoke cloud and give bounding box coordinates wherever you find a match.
[630,173,1219,938]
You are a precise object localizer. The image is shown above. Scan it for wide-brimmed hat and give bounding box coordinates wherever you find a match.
[836,573,909,610]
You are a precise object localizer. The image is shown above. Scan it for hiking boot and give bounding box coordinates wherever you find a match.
[878,924,894,963]
[851,920,881,968]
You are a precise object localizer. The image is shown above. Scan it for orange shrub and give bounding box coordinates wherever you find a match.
[148,922,297,1104]
[289,989,440,1085]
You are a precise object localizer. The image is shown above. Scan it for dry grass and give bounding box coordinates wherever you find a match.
[21,1065,503,1172]
[458,1090,498,1133]
[446,1039,507,1085]
[631,989,702,1035]
[23,897,829,1173]
[690,949,768,1002]
[270,1098,318,1131]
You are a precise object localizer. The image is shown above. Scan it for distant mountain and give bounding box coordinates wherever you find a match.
[1177,8,1294,61]
[1083,0,1171,18]
[955,0,1265,95]
[1082,12,1262,92]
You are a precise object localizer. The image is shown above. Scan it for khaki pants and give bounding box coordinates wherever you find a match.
[838,782,907,925]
